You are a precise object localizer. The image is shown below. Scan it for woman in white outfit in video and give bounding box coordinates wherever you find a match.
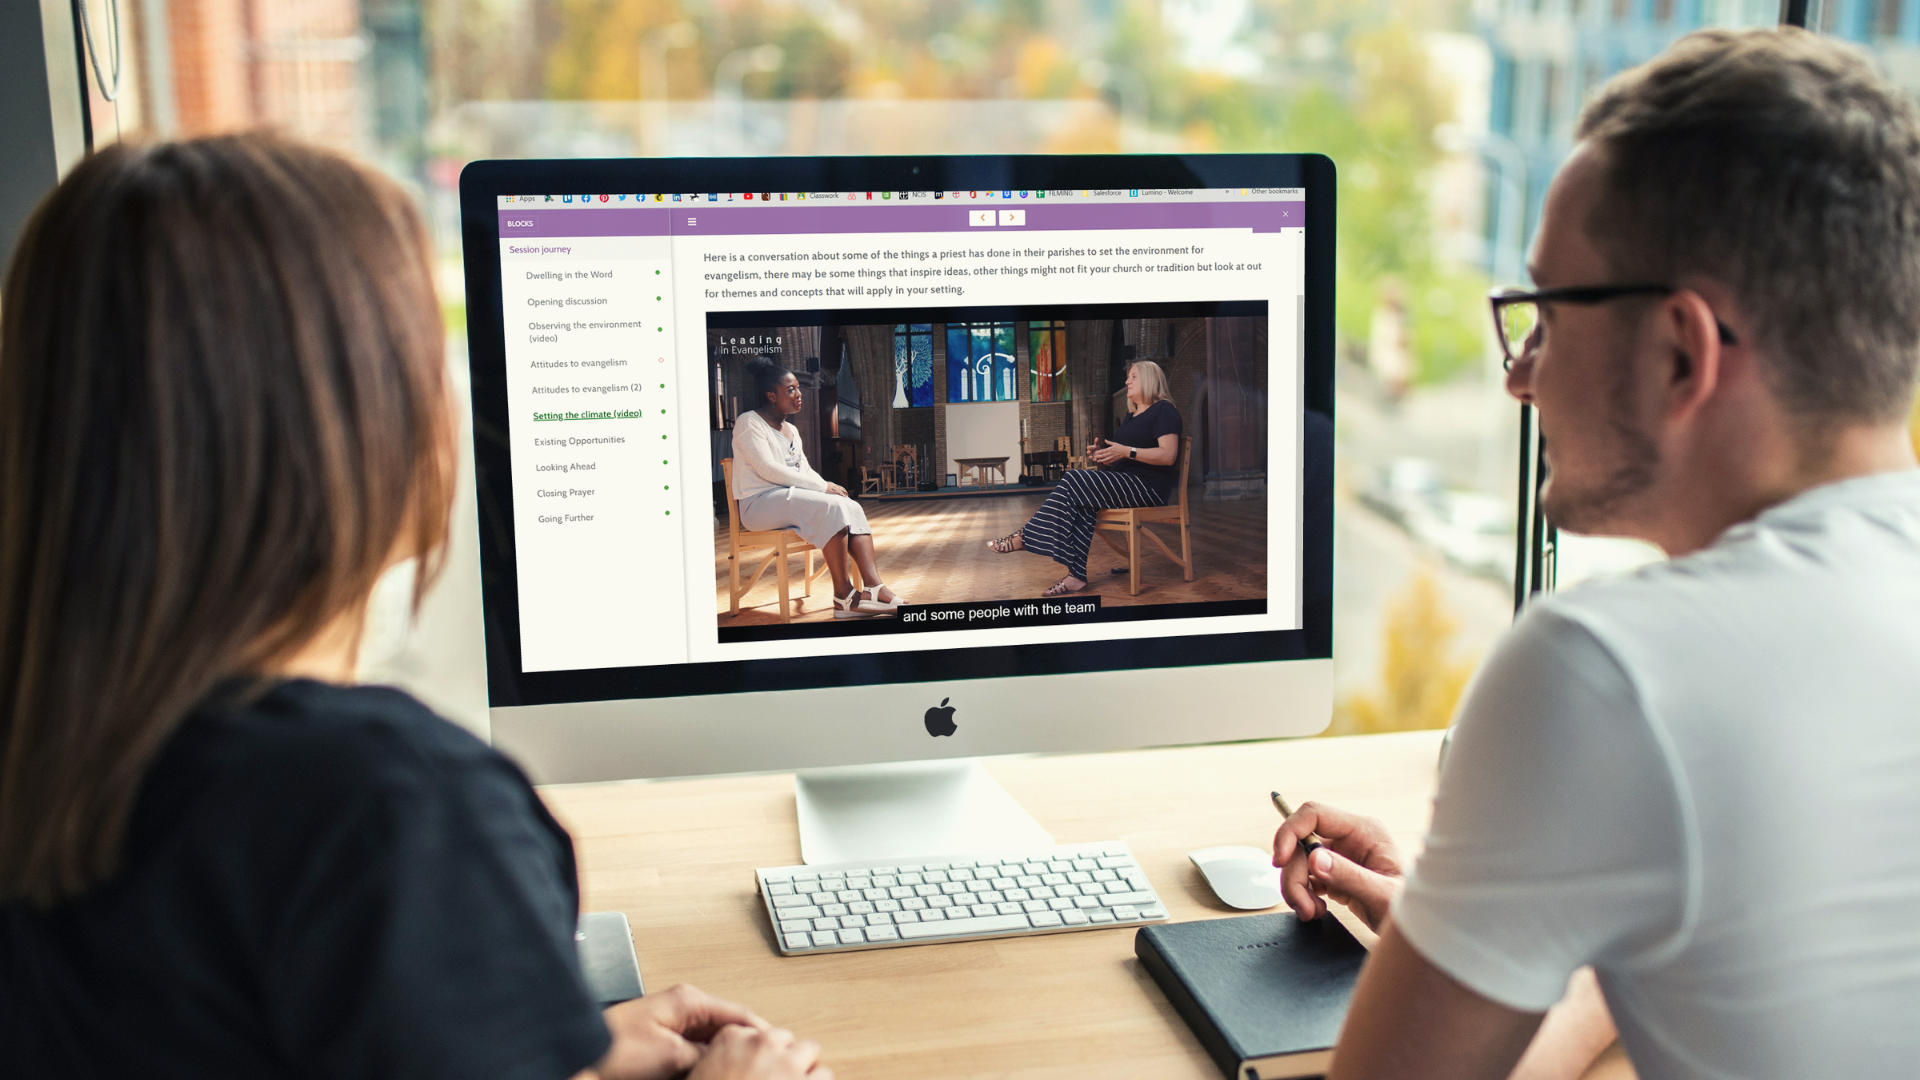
[732,358,905,618]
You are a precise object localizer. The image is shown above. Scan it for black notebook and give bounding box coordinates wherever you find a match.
[1135,913,1368,1080]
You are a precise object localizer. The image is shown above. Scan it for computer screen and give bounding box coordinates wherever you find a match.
[460,157,1333,785]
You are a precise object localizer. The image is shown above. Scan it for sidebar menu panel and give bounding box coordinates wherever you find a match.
[500,234,688,671]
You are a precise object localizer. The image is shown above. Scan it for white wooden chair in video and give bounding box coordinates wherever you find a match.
[1093,435,1194,596]
[720,458,857,624]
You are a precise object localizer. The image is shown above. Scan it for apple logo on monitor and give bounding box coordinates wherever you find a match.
[924,698,957,737]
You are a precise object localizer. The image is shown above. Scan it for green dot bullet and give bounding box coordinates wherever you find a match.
[664,485,670,490]
[662,459,668,464]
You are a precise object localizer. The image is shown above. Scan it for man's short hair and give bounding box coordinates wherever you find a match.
[1578,27,1920,424]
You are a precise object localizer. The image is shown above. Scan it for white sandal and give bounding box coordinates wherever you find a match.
[834,587,895,619]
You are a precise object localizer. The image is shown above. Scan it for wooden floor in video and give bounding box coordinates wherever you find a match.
[713,490,1268,626]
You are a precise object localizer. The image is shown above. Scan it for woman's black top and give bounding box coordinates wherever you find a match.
[0,680,610,1080]
[1107,398,1184,502]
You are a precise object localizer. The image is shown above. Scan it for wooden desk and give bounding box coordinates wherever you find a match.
[954,456,1010,488]
[545,731,1634,1079]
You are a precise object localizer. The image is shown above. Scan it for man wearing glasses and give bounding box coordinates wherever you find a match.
[1274,27,1920,1080]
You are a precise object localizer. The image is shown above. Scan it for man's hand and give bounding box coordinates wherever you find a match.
[1272,801,1406,932]
[587,984,771,1080]
[687,1024,831,1080]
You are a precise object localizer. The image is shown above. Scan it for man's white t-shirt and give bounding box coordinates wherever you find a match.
[1394,469,1920,1080]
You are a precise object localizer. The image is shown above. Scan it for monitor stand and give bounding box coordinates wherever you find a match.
[794,758,1055,865]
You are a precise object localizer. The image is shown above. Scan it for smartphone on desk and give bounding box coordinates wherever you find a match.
[576,911,644,1004]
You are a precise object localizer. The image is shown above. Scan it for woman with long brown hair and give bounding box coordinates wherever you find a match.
[0,136,826,1080]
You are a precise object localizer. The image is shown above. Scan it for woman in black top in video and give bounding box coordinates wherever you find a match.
[0,136,828,1080]
[987,360,1183,596]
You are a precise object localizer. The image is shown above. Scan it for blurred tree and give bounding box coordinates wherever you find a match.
[1257,10,1489,384]
[761,21,851,99]
[427,0,550,104]
[1329,569,1477,735]
[1104,0,1494,384]
[539,0,854,102]
[543,0,684,100]
[512,0,1491,381]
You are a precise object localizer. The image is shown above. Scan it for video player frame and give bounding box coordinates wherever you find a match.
[707,300,1270,643]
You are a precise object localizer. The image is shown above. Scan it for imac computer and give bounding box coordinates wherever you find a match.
[459,156,1334,870]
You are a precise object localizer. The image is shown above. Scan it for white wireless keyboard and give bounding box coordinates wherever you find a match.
[756,841,1168,955]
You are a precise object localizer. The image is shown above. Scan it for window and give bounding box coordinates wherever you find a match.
[1543,61,1568,141]
[99,0,1888,735]
[711,359,734,427]
[835,343,862,440]
[946,323,1017,403]
[1878,0,1904,36]
[893,324,933,407]
[1029,321,1070,402]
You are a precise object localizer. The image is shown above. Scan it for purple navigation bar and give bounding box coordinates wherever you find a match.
[497,201,1302,240]
[500,208,671,240]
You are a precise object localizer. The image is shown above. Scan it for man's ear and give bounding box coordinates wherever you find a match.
[1661,289,1726,423]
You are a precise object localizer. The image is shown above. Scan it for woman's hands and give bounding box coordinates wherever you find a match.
[1087,434,1178,468]
[1271,802,1406,933]
[582,984,828,1080]
[688,1024,831,1080]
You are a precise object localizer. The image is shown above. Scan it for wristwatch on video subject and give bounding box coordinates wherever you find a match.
[1129,447,1137,459]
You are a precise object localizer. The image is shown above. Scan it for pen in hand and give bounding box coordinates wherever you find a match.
[1271,791,1324,858]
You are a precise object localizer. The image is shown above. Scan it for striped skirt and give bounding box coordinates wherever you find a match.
[1021,469,1163,581]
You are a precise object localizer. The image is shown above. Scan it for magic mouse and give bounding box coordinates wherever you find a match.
[1188,845,1283,910]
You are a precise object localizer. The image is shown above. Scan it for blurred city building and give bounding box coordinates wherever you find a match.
[1479,0,1920,269]
[94,0,425,166]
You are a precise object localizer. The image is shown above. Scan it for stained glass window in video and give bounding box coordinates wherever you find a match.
[1029,321,1069,402]
[946,322,1017,403]
[893,324,934,407]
